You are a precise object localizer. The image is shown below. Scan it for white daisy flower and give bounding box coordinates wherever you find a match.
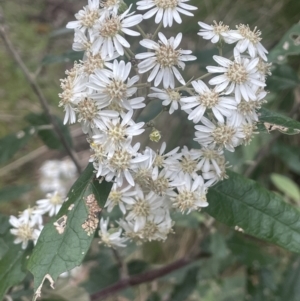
[206,55,266,103]
[228,90,267,127]
[99,218,127,248]
[150,142,181,179]
[194,117,245,152]
[136,0,197,28]
[171,174,208,214]
[148,88,184,114]
[80,50,119,78]
[87,60,143,111]
[100,0,123,16]
[136,32,196,89]
[92,110,145,155]
[59,65,88,124]
[75,96,119,134]
[176,146,201,179]
[105,184,136,214]
[35,191,64,217]
[138,211,174,242]
[181,80,237,123]
[232,24,268,61]
[91,5,142,57]
[190,145,225,176]
[72,29,92,52]
[66,0,101,35]
[9,215,42,249]
[126,189,166,232]
[97,142,149,187]
[198,21,239,44]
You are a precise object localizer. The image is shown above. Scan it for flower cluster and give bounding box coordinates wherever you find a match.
[18,0,270,249]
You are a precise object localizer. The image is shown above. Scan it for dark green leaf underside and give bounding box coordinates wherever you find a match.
[205,171,300,253]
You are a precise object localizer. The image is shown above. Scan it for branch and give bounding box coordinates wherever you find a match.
[0,8,82,174]
[90,251,210,301]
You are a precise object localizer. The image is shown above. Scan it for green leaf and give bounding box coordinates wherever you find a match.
[42,50,84,65]
[257,107,300,135]
[0,127,35,165]
[0,185,32,203]
[28,163,112,293]
[270,173,300,202]
[0,214,10,235]
[0,238,8,259]
[25,113,73,150]
[227,233,275,266]
[266,64,299,91]
[205,171,300,253]
[269,23,300,63]
[168,267,199,301]
[0,235,28,300]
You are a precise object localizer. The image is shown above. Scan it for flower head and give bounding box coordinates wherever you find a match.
[136,32,196,89]
[137,0,197,27]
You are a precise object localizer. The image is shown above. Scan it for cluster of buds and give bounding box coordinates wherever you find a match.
[56,0,271,248]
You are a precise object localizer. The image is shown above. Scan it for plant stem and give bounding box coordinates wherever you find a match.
[136,25,147,39]
[90,251,210,300]
[0,9,82,174]
[152,22,163,40]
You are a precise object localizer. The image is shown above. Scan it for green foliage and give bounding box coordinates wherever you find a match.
[42,50,84,65]
[257,108,300,135]
[25,113,73,150]
[205,171,300,253]
[28,164,112,293]
[0,127,35,165]
[168,267,199,301]
[270,173,300,202]
[269,23,300,63]
[0,234,29,300]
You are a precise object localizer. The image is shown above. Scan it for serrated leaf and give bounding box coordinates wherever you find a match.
[257,107,300,135]
[0,127,35,165]
[28,163,112,293]
[204,171,300,253]
[0,234,28,300]
[270,173,300,202]
[42,50,84,65]
[168,267,199,301]
[269,23,300,63]
[25,113,73,150]
[0,185,32,203]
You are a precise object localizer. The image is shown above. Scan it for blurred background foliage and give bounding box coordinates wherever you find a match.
[1,0,300,300]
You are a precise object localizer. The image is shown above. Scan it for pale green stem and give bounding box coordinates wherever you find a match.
[152,22,163,40]
[136,25,147,39]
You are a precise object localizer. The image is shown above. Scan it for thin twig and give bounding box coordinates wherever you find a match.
[90,251,210,301]
[0,8,82,174]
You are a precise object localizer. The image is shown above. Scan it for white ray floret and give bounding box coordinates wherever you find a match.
[35,191,64,217]
[181,80,237,123]
[206,55,265,103]
[136,0,197,28]
[198,21,239,44]
[136,32,196,89]
[66,0,101,35]
[91,5,142,57]
[194,117,245,152]
[99,218,127,248]
[87,60,143,111]
[148,88,184,114]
